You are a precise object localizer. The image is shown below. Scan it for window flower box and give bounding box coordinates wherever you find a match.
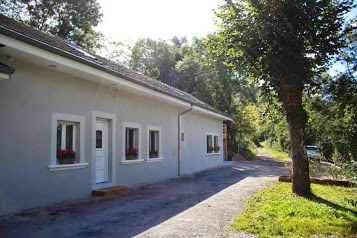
[126,148,138,160]
[58,157,75,164]
[149,151,158,158]
[57,149,76,164]
[207,146,214,153]
[126,155,138,160]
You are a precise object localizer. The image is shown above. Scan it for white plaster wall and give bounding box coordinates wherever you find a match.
[180,113,224,175]
[0,57,224,214]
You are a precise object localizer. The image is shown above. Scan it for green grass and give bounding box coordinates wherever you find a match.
[232,182,357,238]
[261,141,290,160]
[241,143,258,160]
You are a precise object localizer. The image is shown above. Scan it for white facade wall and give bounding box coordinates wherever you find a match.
[0,57,224,214]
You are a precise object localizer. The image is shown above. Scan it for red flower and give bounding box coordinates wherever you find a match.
[57,149,76,159]
[126,147,138,156]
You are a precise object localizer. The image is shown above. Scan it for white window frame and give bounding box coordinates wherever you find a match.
[57,121,76,151]
[122,122,143,164]
[206,132,220,156]
[49,112,88,171]
[146,126,163,162]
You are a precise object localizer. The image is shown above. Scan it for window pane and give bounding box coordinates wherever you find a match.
[126,128,138,149]
[207,135,213,153]
[214,136,218,147]
[129,129,134,148]
[65,124,73,150]
[155,131,159,152]
[149,131,159,158]
[126,128,129,149]
[57,123,62,151]
[96,130,102,148]
[150,131,155,151]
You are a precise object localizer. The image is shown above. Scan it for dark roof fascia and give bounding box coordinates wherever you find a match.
[0,62,15,75]
[0,26,233,120]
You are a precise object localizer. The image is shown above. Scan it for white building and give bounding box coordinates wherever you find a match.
[0,14,231,215]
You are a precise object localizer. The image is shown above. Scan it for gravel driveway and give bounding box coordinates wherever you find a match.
[0,155,289,238]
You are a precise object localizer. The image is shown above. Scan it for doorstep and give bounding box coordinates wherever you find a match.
[92,186,128,196]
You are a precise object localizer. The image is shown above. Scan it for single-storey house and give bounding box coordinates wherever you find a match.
[0,14,232,215]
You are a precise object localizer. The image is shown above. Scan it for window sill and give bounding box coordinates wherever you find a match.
[146,157,164,163]
[206,153,221,156]
[121,159,145,165]
[48,162,88,171]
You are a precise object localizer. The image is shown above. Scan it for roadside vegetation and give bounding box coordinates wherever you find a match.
[260,141,290,160]
[240,142,258,160]
[233,182,357,238]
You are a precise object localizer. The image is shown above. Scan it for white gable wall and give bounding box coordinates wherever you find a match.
[180,113,223,175]
[0,56,225,214]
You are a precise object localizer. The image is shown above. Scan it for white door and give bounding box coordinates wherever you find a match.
[95,120,108,183]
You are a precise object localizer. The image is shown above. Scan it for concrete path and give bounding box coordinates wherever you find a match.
[0,155,290,238]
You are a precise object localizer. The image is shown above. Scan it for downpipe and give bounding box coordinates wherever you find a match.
[178,105,194,176]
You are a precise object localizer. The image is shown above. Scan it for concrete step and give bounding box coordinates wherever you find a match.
[92,186,128,196]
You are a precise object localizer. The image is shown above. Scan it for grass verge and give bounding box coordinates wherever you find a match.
[232,182,357,238]
[241,143,258,160]
[261,141,290,160]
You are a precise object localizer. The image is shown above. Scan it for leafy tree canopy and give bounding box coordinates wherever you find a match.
[209,0,354,195]
[0,0,103,51]
[129,38,176,85]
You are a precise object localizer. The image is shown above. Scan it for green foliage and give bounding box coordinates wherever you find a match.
[101,40,131,66]
[306,88,357,162]
[257,93,290,151]
[210,0,354,195]
[125,37,259,152]
[211,0,353,86]
[0,0,103,51]
[336,18,357,80]
[260,141,290,160]
[233,182,357,238]
[240,142,258,160]
[129,38,176,85]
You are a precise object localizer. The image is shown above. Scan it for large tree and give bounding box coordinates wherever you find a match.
[0,0,103,51]
[209,0,354,195]
[129,38,176,86]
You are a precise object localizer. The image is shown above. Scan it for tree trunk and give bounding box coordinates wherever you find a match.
[281,85,311,196]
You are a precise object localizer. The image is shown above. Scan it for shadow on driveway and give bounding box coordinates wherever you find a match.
[0,158,289,238]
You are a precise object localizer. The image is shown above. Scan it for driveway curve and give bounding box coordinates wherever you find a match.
[0,154,290,238]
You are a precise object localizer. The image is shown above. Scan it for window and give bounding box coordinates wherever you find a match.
[206,133,220,155]
[214,136,220,153]
[57,121,76,151]
[122,122,142,164]
[149,131,159,158]
[207,135,213,153]
[147,126,163,162]
[49,113,87,171]
[57,121,77,163]
[125,127,139,160]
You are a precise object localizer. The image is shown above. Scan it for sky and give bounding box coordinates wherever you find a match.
[96,0,225,44]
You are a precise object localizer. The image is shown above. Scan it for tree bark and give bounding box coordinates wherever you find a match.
[281,85,311,196]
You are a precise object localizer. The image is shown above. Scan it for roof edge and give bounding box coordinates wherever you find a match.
[0,25,233,121]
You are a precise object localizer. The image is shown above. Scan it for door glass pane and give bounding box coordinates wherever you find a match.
[57,123,62,150]
[65,125,73,150]
[96,130,102,148]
